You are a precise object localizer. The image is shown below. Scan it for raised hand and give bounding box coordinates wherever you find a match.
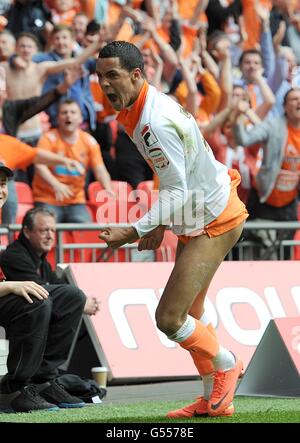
[254,1,270,23]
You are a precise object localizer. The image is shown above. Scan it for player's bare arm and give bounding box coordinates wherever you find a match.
[99,227,139,249]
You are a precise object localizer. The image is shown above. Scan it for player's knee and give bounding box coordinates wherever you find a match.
[155,310,183,336]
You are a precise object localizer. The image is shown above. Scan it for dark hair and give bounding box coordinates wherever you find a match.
[86,19,101,36]
[16,32,40,48]
[283,87,300,106]
[58,98,81,111]
[239,49,263,66]
[22,207,56,231]
[98,41,145,76]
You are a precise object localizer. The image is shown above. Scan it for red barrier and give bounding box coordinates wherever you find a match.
[66,261,300,382]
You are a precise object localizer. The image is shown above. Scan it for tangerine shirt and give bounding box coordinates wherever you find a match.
[32,129,103,205]
[0,134,37,169]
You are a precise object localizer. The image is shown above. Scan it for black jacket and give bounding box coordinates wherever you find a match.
[0,232,63,284]
[6,1,52,49]
[3,88,62,137]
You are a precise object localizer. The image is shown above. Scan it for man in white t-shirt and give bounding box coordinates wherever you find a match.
[96,41,248,418]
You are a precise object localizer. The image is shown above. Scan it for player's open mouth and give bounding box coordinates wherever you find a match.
[107,93,118,103]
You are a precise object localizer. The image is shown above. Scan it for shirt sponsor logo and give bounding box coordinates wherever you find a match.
[141,124,158,147]
[148,147,169,170]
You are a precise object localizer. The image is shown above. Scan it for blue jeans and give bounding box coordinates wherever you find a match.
[2,179,18,224]
[34,203,91,223]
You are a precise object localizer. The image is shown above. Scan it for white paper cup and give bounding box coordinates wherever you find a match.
[91,366,108,387]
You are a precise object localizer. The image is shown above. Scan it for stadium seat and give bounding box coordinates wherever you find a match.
[87,180,133,205]
[16,203,34,225]
[86,203,96,222]
[94,196,137,224]
[136,180,158,210]
[136,180,154,194]
[0,233,9,249]
[292,230,300,260]
[15,182,33,204]
[156,230,178,262]
[54,231,75,265]
[293,202,300,259]
[47,246,56,268]
[71,230,129,262]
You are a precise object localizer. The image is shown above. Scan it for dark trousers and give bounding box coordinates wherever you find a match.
[0,284,85,393]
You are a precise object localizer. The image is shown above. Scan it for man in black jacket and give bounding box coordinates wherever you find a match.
[0,199,87,412]
[6,0,53,49]
[0,206,100,315]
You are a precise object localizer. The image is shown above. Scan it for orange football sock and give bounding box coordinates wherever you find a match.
[180,319,219,362]
[189,323,218,375]
[207,323,217,337]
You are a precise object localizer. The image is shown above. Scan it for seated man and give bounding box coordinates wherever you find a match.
[0,206,100,315]
[0,164,87,412]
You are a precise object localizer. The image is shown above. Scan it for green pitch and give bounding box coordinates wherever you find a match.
[0,397,299,423]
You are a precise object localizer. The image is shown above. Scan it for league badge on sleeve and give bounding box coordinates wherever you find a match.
[141,124,158,147]
[148,147,170,170]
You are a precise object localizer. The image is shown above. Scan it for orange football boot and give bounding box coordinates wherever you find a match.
[167,396,234,418]
[208,355,243,416]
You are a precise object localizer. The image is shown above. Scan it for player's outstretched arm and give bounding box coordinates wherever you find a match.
[99,227,139,249]
[137,225,166,251]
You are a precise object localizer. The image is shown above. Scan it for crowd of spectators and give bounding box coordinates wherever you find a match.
[0,0,300,258]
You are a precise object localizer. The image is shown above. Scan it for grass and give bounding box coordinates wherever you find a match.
[0,397,299,423]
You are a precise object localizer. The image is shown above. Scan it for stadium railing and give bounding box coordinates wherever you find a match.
[4,221,300,263]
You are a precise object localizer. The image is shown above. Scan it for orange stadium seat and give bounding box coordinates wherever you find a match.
[15,182,33,204]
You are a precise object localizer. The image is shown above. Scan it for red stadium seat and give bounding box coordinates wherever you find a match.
[136,180,154,194]
[87,180,133,206]
[293,202,300,259]
[47,246,56,268]
[16,203,34,225]
[0,233,9,248]
[86,203,96,222]
[15,182,33,204]
[94,196,137,224]
[136,180,158,211]
[71,230,129,262]
[292,230,300,260]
